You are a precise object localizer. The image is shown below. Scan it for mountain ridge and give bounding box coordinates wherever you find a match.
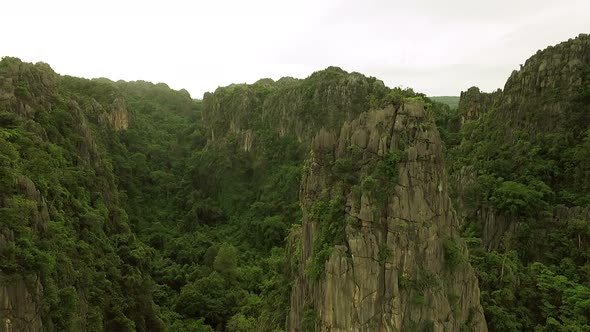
[0,33,589,331]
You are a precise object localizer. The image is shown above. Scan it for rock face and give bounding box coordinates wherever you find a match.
[202,67,389,151]
[0,177,47,332]
[0,57,164,332]
[501,33,590,130]
[0,267,44,332]
[0,58,58,118]
[457,87,501,123]
[456,33,589,134]
[99,97,129,131]
[288,101,486,331]
[453,33,590,250]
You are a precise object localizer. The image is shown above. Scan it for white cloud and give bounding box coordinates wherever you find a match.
[1,0,588,98]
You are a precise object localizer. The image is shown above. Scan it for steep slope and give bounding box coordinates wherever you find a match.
[202,68,389,145]
[5,32,587,331]
[0,57,197,331]
[456,87,501,123]
[184,68,459,330]
[450,33,590,331]
[195,68,391,217]
[288,101,486,331]
[194,67,440,222]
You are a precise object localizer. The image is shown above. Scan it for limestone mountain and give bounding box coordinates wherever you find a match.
[0,33,589,332]
[287,102,486,331]
[449,33,590,331]
[456,87,501,124]
[0,57,197,331]
[202,67,390,146]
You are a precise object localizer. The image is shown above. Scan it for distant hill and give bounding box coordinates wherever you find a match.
[430,95,460,109]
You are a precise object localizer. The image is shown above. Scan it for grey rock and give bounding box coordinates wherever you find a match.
[288,101,487,331]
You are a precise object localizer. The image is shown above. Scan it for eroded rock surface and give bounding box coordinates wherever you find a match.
[457,87,501,123]
[288,101,486,331]
[452,33,590,249]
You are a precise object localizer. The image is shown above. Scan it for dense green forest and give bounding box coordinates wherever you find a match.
[1,33,589,332]
[439,36,590,331]
[0,60,410,331]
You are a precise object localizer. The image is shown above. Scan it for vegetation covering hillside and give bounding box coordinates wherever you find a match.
[442,34,590,331]
[1,33,589,332]
[0,57,165,331]
[0,59,439,331]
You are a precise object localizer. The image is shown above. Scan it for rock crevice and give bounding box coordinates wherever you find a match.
[288,101,487,331]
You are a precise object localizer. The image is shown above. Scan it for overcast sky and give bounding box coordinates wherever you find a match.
[2,0,589,98]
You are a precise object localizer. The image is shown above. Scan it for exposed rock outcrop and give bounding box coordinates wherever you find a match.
[288,101,486,331]
[0,58,58,118]
[501,34,589,129]
[0,264,44,332]
[0,177,48,332]
[452,33,590,250]
[457,33,589,133]
[202,67,388,152]
[100,98,129,131]
[457,87,501,123]
[0,57,157,332]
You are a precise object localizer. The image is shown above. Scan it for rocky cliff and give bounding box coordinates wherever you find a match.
[0,176,56,332]
[0,57,163,331]
[452,33,590,249]
[457,33,589,132]
[0,178,46,332]
[501,34,590,131]
[0,59,57,332]
[288,101,486,331]
[98,97,129,131]
[202,67,389,151]
[446,34,590,330]
[457,87,501,123]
